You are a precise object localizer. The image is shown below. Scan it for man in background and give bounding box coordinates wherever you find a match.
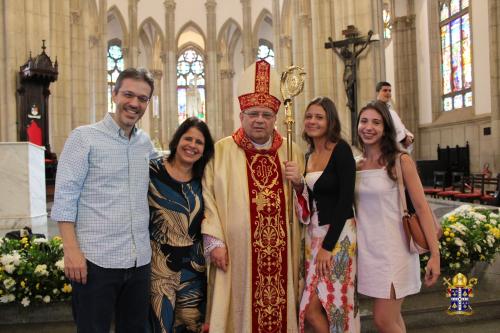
[376,81,415,152]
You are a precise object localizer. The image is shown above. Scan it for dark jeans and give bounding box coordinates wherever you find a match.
[71,260,151,333]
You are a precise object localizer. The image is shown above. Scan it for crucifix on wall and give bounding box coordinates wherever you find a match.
[325,25,375,144]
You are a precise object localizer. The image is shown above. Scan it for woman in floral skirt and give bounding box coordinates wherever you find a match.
[285,96,359,332]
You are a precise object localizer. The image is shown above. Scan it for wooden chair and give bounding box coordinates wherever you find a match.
[480,173,500,206]
[424,171,446,197]
[454,173,484,202]
[435,171,464,200]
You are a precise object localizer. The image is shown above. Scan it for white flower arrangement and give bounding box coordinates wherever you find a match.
[0,234,72,306]
[421,205,500,275]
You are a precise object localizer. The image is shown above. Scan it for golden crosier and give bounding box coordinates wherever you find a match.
[280,65,306,226]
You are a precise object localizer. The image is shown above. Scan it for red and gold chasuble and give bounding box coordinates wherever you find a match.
[233,128,288,333]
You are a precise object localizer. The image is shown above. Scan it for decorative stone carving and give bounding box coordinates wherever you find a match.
[280,35,292,48]
[88,35,100,49]
[164,0,176,10]
[151,69,163,80]
[70,10,81,25]
[205,0,216,11]
[220,69,235,79]
[160,53,167,64]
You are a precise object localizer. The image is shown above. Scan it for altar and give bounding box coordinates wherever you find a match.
[0,142,47,236]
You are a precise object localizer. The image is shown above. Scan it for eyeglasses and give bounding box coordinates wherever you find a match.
[120,91,150,104]
[242,110,275,120]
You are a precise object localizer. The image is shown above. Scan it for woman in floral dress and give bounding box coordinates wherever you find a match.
[285,97,359,333]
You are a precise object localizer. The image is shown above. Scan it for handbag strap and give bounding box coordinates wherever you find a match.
[394,153,410,217]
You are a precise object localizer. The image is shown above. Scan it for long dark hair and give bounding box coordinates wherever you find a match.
[302,96,342,151]
[356,100,401,180]
[167,117,214,179]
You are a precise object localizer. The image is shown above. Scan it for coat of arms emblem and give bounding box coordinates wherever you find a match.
[444,273,478,315]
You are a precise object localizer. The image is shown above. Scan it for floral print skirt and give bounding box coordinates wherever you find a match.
[299,217,359,333]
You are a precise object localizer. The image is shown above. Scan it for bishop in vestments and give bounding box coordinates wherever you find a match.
[202,59,303,333]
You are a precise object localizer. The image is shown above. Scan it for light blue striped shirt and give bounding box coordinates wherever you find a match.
[51,113,156,268]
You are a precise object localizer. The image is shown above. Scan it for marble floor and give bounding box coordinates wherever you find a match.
[0,197,498,332]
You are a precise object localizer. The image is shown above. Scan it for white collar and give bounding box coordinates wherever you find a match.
[251,136,272,149]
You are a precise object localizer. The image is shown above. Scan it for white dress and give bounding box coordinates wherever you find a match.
[354,168,421,299]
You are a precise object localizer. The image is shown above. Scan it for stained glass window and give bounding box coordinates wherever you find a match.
[257,39,275,67]
[383,2,392,39]
[439,0,472,111]
[177,48,205,124]
[107,42,124,113]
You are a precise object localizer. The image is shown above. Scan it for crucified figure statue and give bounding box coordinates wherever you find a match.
[332,30,373,112]
[325,26,375,144]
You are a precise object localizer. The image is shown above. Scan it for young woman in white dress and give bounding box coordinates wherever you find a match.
[354,101,440,333]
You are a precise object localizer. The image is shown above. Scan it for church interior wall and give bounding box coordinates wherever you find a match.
[471,0,492,116]
[254,9,273,45]
[232,37,244,133]
[177,22,206,50]
[0,0,498,172]
[136,1,164,32]
[108,0,128,31]
[415,0,432,125]
[251,0,273,34]
[216,1,243,34]
[175,1,207,37]
[411,0,497,172]
[384,39,396,101]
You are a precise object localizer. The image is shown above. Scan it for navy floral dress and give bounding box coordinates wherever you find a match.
[148,158,206,333]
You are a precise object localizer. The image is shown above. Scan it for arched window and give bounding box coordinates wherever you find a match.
[177,48,206,124]
[107,40,124,113]
[439,0,472,112]
[383,2,392,39]
[257,39,275,67]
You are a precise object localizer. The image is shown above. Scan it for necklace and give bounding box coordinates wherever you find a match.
[163,159,193,182]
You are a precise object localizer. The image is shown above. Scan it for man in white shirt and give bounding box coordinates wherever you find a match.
[376,81,414,151]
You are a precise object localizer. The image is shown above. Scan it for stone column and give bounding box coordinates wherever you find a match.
[276,35,292,135]
[94,0,109,121]
[490,0,500,171]
[69,5,90,128]
[290,0,309,140]
[151,69,163,146]
[49,0,72,154]
[310,0,334,97]
[127,0,139,67]
[279,35,292,74]
[393,15,419,157]
[0,0,7,141]
[162,0,178,147]
[219,69,235,137]
[272,0,282,73]
[299,11,313,103]
[241,0,254,68]
[205,0,220,139]
[427,0,441,122]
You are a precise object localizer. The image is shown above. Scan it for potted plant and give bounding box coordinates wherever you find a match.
[0,232,71,308]
[420,205,500,277]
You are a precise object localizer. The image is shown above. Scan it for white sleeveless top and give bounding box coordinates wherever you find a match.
[354,168,421,299]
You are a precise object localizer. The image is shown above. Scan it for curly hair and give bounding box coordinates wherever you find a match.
[356,100,402,180]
